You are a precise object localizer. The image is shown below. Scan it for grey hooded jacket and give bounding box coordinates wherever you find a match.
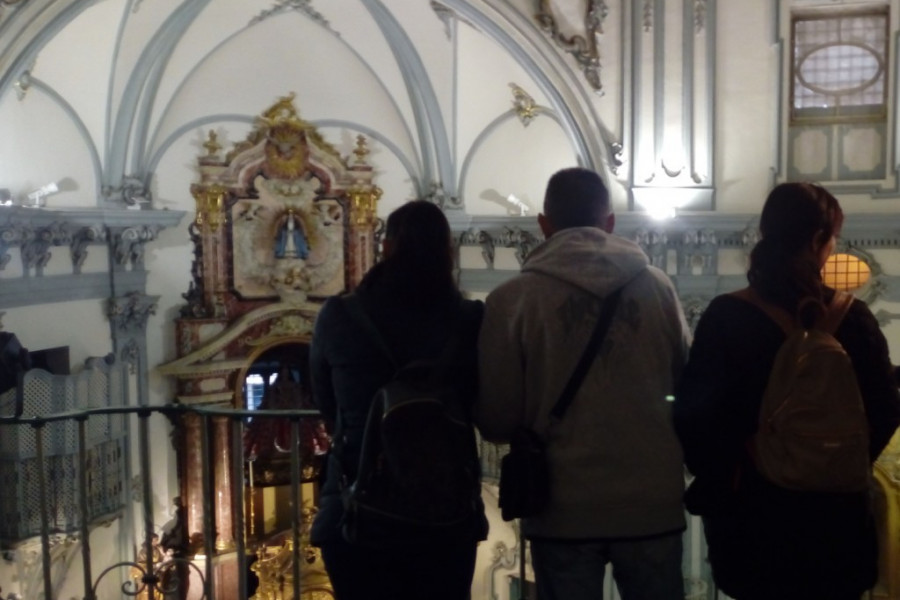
[476,226,690,539]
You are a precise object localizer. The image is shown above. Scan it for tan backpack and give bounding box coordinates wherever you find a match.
[733,288,870,492]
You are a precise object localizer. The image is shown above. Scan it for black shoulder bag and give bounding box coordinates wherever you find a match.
[497,286,624,522]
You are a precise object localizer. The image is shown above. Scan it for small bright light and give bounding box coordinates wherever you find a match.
[646,204,677,221]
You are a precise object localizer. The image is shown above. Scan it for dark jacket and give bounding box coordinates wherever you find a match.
[674,291,900,599]
[309,263,485,545]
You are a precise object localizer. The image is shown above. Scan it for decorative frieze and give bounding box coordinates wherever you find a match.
[70,225,106,274]
[112,225,160,268]
[454,212,900,325]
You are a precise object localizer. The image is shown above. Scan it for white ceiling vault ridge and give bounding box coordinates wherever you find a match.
[0,0,618,213]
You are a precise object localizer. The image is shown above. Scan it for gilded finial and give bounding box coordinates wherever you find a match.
[203,130,222,157]
[353,135,370,165]
[260,93,303,127]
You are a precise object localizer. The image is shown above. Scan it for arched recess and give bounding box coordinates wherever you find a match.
[461,111,579,216]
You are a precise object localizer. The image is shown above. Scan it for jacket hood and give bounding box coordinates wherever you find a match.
[523,227,650,297]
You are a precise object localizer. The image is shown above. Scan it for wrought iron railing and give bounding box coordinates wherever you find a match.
[0,403,332,600]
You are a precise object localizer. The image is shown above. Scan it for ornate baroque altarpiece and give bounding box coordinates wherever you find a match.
[158,95,381,561]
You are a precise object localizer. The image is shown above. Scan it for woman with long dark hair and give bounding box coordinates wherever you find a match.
[673,183,900,599]
[309,200,486,600]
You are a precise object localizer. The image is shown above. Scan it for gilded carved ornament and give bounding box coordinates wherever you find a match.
[254,93,346,181]
[250,501,333,600]
[510,83,539,126]
[158,302,321,377]
[192,184,226,232]
[348,185,382,226]
[203,130,222,159]
[348,135,381,225]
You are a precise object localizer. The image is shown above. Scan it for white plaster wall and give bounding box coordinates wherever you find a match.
[715,1,779,213]
[0,91,97,208]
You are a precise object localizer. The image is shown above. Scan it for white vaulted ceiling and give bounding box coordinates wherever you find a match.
[0,0,614,216]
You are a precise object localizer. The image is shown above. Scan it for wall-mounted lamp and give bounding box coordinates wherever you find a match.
[506,194,530,216]
[22,178,77,208]
[25,182,58,208]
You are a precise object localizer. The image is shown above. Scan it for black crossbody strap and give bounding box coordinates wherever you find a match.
[549,286,624,421]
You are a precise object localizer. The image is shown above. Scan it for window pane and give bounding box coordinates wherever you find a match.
[792,10,887,122]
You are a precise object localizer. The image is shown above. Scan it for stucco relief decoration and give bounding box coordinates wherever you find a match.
[633,228,668,271]
[21,223,68,271]
[510,83,539,127]
[681,295,709,332]
[424,181,461,209]
[693,0,707,32]
[14,68,32,100]
[536,0,606,92]
[741,223,761,254]
[460,228,496,270]
[431,1,455,38]
[682,228,718,275]
[250,0,331,29]
[103,175,150,208]
[108,292,157,334]
[120,338,141,374]
[0,224,24,270]
[71,225,106,273]
[114,225,159,267]
[500,227,541,266]
[642,0,654,32]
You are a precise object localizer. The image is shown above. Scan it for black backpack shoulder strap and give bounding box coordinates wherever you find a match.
[341,293,398,370]
[730,287,796,336]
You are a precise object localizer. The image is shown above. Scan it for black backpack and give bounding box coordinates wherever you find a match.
[338,294,482,547]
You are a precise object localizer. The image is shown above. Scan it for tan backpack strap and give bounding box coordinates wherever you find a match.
[730,287,796,336]
[818,291,854,335]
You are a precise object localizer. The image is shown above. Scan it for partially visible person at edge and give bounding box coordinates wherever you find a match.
[673,182,900,600]
[308,200,487,600]
[476,167,691,600]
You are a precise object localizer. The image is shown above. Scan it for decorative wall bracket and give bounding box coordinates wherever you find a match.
[536,0,607,93]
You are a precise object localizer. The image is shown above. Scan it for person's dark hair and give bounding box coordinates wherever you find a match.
[543,167,610,230]
[377,200,458,307]
[747,182,844,325]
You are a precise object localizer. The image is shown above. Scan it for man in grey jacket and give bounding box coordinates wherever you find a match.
[476,167,690,600]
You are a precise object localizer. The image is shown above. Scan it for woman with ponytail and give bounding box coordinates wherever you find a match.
[673,183,900,599]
